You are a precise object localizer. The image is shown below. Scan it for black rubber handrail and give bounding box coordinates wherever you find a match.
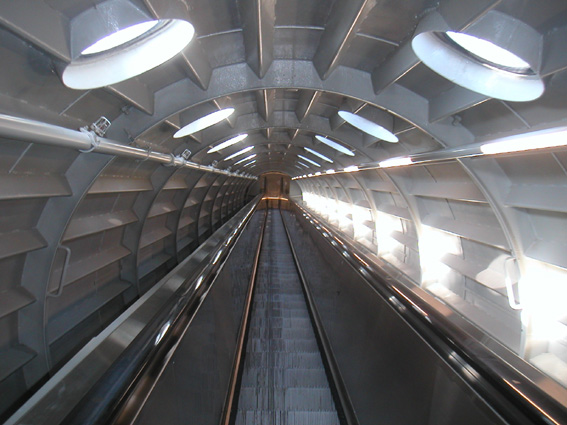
[293,202,567,425]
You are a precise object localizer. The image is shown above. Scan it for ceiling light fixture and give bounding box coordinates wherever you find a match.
[378,157,413,168]
[81,21,160,55]
[174,108,235,138]
[63,19,195,89]
[411,30,544,101]
[326,169,335,174]
[304,147,333,163]
[315,135,354,156]
[298,155,321,167]
[297,161,310,169]
[224,146,254,161]
[344,165,359,172]
[207,133,248,153]
[338,111,398,143]
[480,127,567,155]
[234,154,256,165]
[445,31,531,71]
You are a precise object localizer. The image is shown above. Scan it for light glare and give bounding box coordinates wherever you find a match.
[223,146,254,161]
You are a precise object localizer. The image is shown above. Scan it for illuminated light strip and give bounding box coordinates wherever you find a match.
[234,154,256,165]
[315,135,354,156]
[298,154,321,167]
[207,133,248,153]
[304,147,333,163]
[224,146,254,161]
[344,165,359,172]
[481,127,567,154]
[297,161,311,168]
[326,169,335,174]
[378,157,413,168]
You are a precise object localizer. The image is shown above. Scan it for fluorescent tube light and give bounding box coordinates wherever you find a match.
[379,157,413,168]
[344,165,359,172]
[480,127,567,155]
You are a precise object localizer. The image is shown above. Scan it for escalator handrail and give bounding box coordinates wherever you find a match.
[294,202,567,425]
[27,197,262,425]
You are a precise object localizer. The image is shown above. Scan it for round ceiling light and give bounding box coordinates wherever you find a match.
[338,111,398,143]
[63,19,194,90]
[174,108,235,138]
[445,31,531,72]
[411,31,544,102]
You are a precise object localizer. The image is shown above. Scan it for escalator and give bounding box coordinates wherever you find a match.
[6,202,567,425]
[233,209,340,424]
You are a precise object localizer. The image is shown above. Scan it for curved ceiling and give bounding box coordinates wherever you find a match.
[2,0,567,417]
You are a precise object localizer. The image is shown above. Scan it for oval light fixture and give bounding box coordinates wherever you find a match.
[63,19,195,90]
[445,31,530,72]
[174,108,235,139]
[315,135,355,156]
[411,31,544,101]
[224,146,254,161]
[304,147,333,163]
[208,133,248,153]
[338,111,398,143]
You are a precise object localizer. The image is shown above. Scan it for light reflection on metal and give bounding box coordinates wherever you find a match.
[154,321,171,345]
[503,379,561,425]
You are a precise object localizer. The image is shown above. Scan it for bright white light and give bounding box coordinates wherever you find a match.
[315,135,354,156]
[82,21,159,55]
[419,225,461,285]
[308,173,313,177]
[241,160,256,167]
[298,155,321,167]
[304,147,333,163]
[315,171,322,176]
[174,108,234,138]
[446,31,530,70]
[411,31,544,102]
[154,321,171,345]
[480,127,567,155]
[338,111,398,143]
[376,212,403,255]
[63,19,194,90]
[344,165,359,172]
[224,146,254,161]
[297,161,310,168]
[207,133,248,153]
[234,154,256,165]
[326,169,335,174]
[379,157,413,168]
